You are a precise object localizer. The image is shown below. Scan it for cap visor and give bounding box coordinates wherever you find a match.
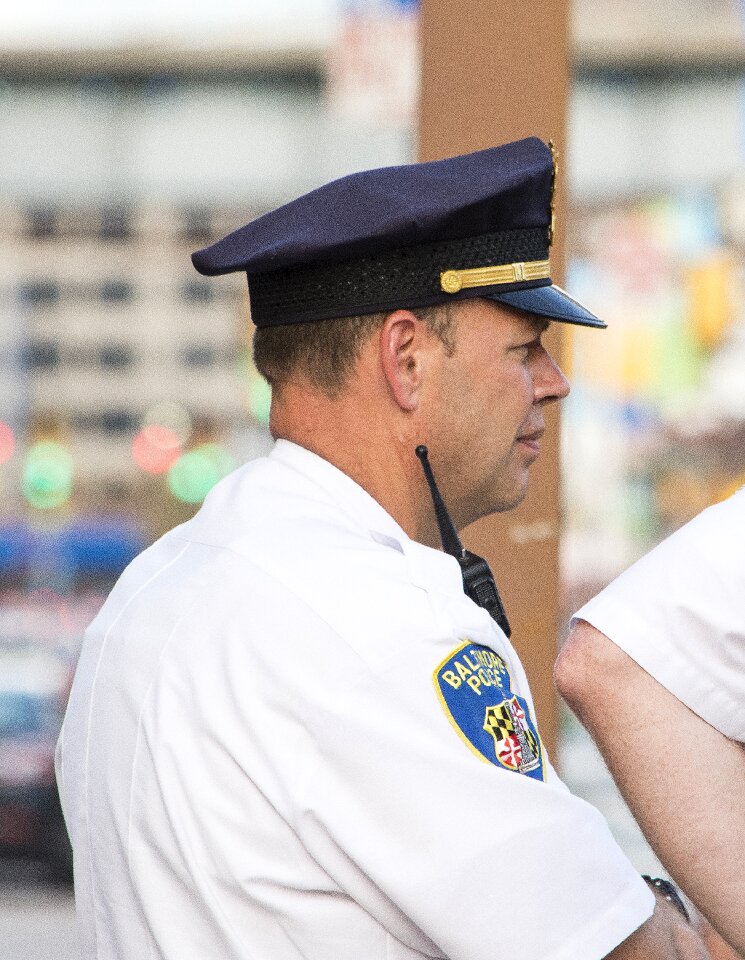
[487,284,605,328]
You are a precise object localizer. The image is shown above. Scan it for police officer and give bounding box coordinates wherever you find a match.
[557,488,745,956]
[57,139,705,959]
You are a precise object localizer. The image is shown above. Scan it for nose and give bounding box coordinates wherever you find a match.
[534,344,570,404]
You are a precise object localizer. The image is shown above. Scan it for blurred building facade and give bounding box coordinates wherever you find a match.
[2,0,745,590]
[0,42,412,533]
[0,17,418,887]
[561,0,745,606]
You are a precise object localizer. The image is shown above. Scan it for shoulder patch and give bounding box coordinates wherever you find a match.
[434,640,545,781]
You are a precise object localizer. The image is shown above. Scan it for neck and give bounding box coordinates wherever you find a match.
[270,382,442,549]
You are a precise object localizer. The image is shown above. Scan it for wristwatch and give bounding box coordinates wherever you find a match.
[642,875,690,923]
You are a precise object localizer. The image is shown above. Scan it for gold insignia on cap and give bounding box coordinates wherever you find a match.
[548,140,559,247]
[440,259,551,294]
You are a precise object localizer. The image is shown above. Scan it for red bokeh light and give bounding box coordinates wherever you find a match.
[0,422,15,465]
[132,425,181,475]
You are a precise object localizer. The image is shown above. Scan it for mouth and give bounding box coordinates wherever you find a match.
[516,427,544,454]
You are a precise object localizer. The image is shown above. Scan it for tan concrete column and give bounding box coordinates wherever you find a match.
[417,0,571,758]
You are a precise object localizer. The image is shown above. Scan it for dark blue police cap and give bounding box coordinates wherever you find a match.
[192,137,604,330]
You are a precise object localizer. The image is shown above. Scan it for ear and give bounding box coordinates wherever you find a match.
[379,310,433,412]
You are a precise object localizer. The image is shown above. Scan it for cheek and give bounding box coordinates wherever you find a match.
[508,365,537,412]
[489,366,534,421]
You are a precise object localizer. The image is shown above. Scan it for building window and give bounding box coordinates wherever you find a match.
[26,208,59,240]
[99,207,132,241]
[99,345,134,370]
[98,410,138,435]
[181,280,214,305]
[181,208,213,244]
[102,480,130,504]
[99,280,134,304]
[180,345,217,368]
[19,280,60,308]
[23,340,61,370]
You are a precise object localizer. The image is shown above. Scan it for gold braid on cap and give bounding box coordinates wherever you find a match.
[439,142,557,295]
[548,139,558,247]
[440,259,550,293]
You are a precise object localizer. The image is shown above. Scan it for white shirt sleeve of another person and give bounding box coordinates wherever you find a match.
[575,488,745,743]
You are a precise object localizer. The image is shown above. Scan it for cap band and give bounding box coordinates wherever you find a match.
[248,226,549,327]
[440,259,550,294]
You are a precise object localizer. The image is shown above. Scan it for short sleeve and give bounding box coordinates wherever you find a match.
[575,489,745,742]
[293,638,653,960]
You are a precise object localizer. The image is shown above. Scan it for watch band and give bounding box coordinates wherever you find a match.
[642,875,691,923]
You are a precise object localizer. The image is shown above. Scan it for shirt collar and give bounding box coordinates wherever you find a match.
[270,439,407,542]
[270,439,467,600]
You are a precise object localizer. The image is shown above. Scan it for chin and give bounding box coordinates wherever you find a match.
[491,470,530,513]
[466,481,528,525]
[494,488,528,513]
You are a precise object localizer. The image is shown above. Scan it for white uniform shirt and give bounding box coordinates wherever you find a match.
[57,440,652,960]
[575,488,745,744]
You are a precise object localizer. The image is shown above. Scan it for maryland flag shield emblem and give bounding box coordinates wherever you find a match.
[483,698,541,774]
[434,640,545,780]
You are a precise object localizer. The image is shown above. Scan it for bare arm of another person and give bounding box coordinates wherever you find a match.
[606,891,708,959]
[556,620,745,956]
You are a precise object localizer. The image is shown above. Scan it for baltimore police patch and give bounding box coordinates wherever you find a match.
[434,640,545,781]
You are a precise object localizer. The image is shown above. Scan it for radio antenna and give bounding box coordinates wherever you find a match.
[415,445,464,559]
[415,445,511,638]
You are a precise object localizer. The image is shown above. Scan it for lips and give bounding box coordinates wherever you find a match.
[517,425,544,443]
[516,426,544,453]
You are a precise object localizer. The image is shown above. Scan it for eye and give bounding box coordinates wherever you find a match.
[513,338,539,361]
[510,322,549,362]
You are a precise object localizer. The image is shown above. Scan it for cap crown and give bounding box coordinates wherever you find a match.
[192,138,552,279]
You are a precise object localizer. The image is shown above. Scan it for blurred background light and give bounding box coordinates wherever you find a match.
[167,443,235,504]
[0,423,16,465]
[143,402,192,446]
[132,424,182,475]
[247,372,272,425]
[21,441,74,511]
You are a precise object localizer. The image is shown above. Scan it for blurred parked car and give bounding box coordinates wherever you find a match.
[0,639,73,880]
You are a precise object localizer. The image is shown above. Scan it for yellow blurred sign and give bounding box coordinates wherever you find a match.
[685,254,734,351]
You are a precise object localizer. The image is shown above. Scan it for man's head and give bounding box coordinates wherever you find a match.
[252,293,568,542]
[191,138,599,542]
[415,299,569,523]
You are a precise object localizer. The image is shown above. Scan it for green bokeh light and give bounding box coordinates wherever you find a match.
[167,444,235,504]
[22,441,74,509]
[248,376,272,425]
[238,348,271,425]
